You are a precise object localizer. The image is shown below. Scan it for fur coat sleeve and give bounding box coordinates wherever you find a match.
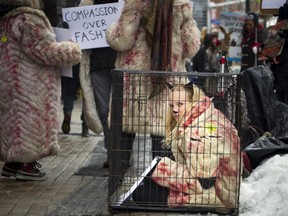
[18,10,81,66]
[106,0,147,52]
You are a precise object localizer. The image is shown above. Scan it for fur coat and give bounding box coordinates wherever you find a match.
[106,0,201,135]
[0,0,82,162]
[151,96,241,209]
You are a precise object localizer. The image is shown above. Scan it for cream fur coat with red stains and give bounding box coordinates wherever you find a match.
[106,0,201,135]
[0,4,82,162]
[151,96,241,209]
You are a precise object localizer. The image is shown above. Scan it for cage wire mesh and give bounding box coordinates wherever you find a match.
[108,69,243,215]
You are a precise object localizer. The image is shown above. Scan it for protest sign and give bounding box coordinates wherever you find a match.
[260,0,286,15]
[219,12,245,62]
[62,0,124,49]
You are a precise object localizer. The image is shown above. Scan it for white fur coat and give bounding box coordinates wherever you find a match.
[0,5,82,162]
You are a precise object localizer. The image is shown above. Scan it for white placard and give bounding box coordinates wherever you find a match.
[260,0,286,14]
[53,27,73,77]
[261,0,286,9]
[219,12,246,62]
[62,1,124,50]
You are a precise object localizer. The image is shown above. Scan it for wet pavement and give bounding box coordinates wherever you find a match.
[0,99,110,216]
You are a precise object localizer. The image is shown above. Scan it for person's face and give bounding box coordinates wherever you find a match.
[211,36,218,47]
[245,20,255,33]
[168,90,192,121]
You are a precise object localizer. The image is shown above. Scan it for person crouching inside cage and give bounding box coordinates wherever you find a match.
[132,82,241,211]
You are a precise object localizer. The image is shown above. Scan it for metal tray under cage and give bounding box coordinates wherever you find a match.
[108,69,243,215]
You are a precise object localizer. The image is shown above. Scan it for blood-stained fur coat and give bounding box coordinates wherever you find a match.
[151,96,241,209]
[106,0,201,135]
[0,0,82,163]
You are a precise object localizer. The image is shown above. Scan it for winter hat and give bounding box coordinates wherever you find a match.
[0,0,43,9]
[245,12,258,26]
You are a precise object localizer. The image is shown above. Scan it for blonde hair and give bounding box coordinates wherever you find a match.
[163,84,205,147]
[201,27,207,44]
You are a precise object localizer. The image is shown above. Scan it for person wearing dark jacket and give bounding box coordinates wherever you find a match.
[269,9,288,104]
[240,12,268,72]
[192,33,213,73]
[78,0,117,168]
[193,32,220,95]
[191,34,210,90]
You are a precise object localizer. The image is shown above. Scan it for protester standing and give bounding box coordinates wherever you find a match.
[106,0,201,171]
[240,12,268,72]
[192,30,221,94]
[269,13,288,104]
[0,0,82,180]
[78,0,118,168]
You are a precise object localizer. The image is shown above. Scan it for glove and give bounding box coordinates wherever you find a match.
[263,56,280,65]
[252,42,262,54]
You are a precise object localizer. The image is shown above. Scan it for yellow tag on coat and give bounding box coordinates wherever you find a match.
[206,124,217,134]
[1,35,8,43]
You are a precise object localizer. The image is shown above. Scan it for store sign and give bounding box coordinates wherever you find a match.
[62,1,124,49]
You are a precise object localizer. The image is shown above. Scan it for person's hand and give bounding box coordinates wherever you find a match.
[261,56,280,65]
[258,56,267,62]
[252,42,262,54]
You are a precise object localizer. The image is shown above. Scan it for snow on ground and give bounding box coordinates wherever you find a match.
[239,154,288,216]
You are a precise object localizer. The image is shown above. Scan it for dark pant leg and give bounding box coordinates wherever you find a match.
[151,135,164,159]
[61,76,79,114]
[150,135,173,159]
[62,64,81,114]
[120,132,135,171]
[90,69,112,150]
[132,170,169,206]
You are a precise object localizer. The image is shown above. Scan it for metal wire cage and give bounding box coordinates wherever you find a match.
[108,69,242,215]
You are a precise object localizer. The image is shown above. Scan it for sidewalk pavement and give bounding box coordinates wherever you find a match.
[0,99,203,216]
[0,99,111,216]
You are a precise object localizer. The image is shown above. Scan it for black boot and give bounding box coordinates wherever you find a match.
[62,113,71,134]
[81,114,89,137]
[81,122,89,137]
